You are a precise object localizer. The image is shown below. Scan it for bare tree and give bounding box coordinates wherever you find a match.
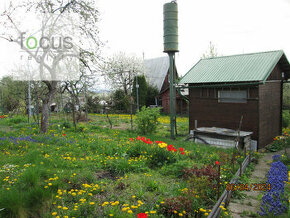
[0,0,102,133]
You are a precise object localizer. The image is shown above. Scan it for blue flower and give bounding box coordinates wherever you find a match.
[258,156,288,216]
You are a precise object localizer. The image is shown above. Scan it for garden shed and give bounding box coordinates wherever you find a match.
[179,50,290,148]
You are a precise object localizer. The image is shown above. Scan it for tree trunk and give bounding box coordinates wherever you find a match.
[72,97,77,129]
[40,81,57,133]
[41,99,50,133]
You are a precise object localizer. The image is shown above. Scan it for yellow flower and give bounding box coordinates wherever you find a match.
[127,210,133,214]
[57,206,62,209]
[109,214,114,217]
[174,210,178,214]
[150,211,156,214]
[48,183,52,186]
[179,213,183,216]
[62,207,68,210]
[52,212,57,216]
[205,213,209,216]
[89,202,95,205]
[132,195,136,198]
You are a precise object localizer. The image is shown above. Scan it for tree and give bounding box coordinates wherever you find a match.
[0,77,27,114]
[132,75,147,109]
[283,83,290,110]
[102,52,144,95]
[0,0,102,133]
[202,41,220,59]
[86,95,100,113]
[146,85,159,106]
[112,89,130,113]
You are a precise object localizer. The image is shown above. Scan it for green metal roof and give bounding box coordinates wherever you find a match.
[179,50,289,84]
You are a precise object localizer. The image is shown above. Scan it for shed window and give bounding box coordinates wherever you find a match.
[218,90,247,103]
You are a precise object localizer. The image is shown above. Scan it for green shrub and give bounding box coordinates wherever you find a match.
[146,146,177,168]
[61,121,72,129]
[7,116,27,124]
[135,106,160,134]
[282,110,290,128]
[160,160,193,177]
[105,158,148,175]
[266,136,290,152]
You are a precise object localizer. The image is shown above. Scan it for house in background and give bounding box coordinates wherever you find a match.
[179,50,290,148]
[144,56,188,114]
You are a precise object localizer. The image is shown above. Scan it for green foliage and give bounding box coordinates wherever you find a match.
[146,85,159,106]
[132,75,147,108]
[283,84,290,110]
[282,110,290,128]
[146,146,177,168]
[135,106,160,134]
[86,96,101,113]
[160,160,193,177]
[112,89,130,112]
[0,76,27,114]
[104,158,148,175]
[7,115,27,124]
[61,121,72,129]
[266,136,290,152]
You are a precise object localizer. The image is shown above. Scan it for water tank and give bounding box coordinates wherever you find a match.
[163,1,178,53]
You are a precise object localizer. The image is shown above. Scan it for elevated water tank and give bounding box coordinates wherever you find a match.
[163,1,178,53]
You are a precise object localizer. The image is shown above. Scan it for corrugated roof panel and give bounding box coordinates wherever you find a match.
[179,50,284,84]
[143,56,169,92]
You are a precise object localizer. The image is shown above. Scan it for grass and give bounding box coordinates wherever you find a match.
[0,114,260,217]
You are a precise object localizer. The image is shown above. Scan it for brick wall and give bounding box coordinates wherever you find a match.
[189,87,259,140]
[259,81,282,147]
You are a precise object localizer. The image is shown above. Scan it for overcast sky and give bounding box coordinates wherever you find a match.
[98,0,290,76]
[1,0,290,83]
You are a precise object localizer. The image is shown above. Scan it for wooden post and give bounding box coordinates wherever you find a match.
[217,164,220,200]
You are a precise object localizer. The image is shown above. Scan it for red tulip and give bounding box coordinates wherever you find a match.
[179,147,184,152]
[215,161,220,165]
[181,152,185,155]
[137,213,148,218]
[129,138,134,142]
[62,133,66,136]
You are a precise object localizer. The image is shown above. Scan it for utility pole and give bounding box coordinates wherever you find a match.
[136,75,139,111]
[163,1,178,139]
[169,52,175,139]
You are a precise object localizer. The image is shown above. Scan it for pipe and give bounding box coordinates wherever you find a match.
[176,84,189,101]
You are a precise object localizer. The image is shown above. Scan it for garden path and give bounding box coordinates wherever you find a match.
[228,149,289,218]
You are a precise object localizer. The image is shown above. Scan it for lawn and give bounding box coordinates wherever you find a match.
[0,114,258,218]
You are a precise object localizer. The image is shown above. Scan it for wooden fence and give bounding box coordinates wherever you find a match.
[208,154,251,218]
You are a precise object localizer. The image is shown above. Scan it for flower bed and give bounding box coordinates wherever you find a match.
[0,116,258,217]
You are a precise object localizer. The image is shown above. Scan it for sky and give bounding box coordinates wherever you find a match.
[1,0,290,85]
[97,0,290,76]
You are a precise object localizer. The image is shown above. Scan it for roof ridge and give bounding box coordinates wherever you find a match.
[201,50,284,61]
